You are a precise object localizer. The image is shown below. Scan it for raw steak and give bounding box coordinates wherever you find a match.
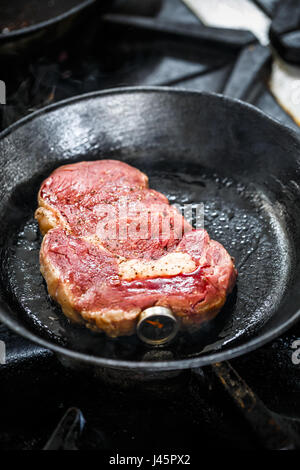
[35,160,237,337]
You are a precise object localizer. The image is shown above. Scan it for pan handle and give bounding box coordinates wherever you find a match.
[212,361,300,450]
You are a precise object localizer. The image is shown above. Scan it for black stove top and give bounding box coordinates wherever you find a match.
[0,0,299,452]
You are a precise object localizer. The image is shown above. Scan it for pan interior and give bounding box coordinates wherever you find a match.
[2,159,291,363]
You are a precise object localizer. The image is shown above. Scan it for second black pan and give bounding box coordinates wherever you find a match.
[0,0,111,55]
[0,87,300,372]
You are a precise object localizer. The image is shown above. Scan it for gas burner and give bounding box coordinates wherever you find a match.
[42,362,300,451]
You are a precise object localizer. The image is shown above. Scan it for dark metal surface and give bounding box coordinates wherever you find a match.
[254,0,281,17]
[102,14,256,51]
[0,358,262,450]
[0,88,300,372]
[269,0,300,64]
[1,317,299,450]
[223,44,271,101]
[0,1,235,131]
[212,361,300,450]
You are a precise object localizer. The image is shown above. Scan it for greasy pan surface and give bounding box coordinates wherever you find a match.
[0,87,300,371]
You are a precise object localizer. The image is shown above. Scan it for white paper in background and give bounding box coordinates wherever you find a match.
[182,0,271,45]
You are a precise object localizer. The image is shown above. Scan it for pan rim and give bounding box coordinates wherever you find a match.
[0,85,300,371]
[0,0,95,41]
